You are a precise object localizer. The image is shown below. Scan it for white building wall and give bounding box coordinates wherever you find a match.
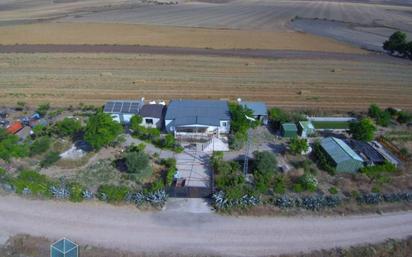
[141,117,161,129]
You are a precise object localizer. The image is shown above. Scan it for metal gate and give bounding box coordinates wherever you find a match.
[166,186,213,198]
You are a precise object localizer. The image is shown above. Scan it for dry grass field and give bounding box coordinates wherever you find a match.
[0,22,364,53]
[1,52,411,111]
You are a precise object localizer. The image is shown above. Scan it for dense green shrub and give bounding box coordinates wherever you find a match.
[161,158,177,186]
[125,151,151,175]
[68,182,85,202]
[273,176,286,194]
[11,170,54,197]
[30,136,51,156]
[40,151,61,168]
[0,129,30,161]
[54,118,82,137]
[97,184,129,203]
[36,103,50,117]
[360,161,396,184]
[397,111,412,124]
[161,158,177,168]
[253,151,278,174]
[297,173,318,192]
[329,186,338,195]
[289,137,309,155]
[368,104,391,127]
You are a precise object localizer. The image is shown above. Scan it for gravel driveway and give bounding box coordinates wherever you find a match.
[1,195,412,257]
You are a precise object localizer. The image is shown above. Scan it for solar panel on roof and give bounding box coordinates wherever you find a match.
[121,102,131,113]
[104,102,114,112]
[130,103,140,113]
[113,102,122,112]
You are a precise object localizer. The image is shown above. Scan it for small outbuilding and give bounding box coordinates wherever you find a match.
[6,121,23,134]
[103,99,144,124]
[298,121,315,138]
[138,104,166,129]
[240,101,268,125]
[281,123,298,137]
[320,137,364,173]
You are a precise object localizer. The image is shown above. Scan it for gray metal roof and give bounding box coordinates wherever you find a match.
[165,99,230,126]
[103,100,143,114]
[139,104,165,119]
[320,137,363,164]
[240,101,267,116]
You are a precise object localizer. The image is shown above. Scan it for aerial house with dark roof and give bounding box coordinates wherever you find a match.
[138,103,166,129]
[165,99,230,139]
[103,99,144,124]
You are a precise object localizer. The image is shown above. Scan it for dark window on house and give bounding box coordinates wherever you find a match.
[145,118,154,124]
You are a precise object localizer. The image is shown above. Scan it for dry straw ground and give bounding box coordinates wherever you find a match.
[1,53,411,111]
[0,22,364,53]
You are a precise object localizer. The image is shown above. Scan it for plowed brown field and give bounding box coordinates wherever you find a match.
[1,53,411,111]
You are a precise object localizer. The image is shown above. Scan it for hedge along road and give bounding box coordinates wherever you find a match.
[1,195,412,257]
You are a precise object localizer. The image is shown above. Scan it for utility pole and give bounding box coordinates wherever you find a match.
[243,115,256,177]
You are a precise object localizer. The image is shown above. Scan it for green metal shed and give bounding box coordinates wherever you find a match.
[320,137,364,173]
[281,123,298,137]
[298,121,315,138]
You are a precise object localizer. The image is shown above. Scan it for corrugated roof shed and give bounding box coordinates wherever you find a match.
[299,121,314,131]
[320,137,363,163]
[240,101,267,116]
[165,100,230,126]
[282,123,298,131]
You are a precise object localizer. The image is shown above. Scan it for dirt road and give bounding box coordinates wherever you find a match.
[0,195,412,257]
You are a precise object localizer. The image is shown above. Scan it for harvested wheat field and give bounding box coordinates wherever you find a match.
[0,53,411,111]
[0,22,364,53]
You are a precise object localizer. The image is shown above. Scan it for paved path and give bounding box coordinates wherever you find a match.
[1,195,412,257]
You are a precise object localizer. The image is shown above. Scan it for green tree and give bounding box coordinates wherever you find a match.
[54,118,82,137]
[229,103,258,134]
[253,151,278,193]
[0,129,29,161]
[383,31,408,55]
[84,112,123,150]
[289,137,309,155]
[349,118,376,142]
[268,107,306,129]
[130,115,143,132]
[268,107,289,129]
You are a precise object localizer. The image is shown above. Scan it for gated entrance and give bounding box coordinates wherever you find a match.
[166,186,213,198]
